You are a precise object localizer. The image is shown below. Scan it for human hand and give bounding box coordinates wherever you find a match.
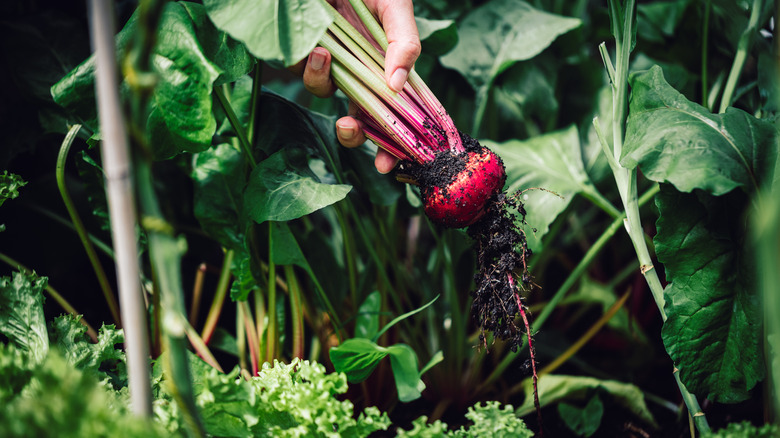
[296,0,421,174]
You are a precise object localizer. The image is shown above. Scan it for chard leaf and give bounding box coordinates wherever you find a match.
[483,126,591,252]
[621,66,778,196]
[203,0,332,67]
[0,171,26,208]
[516,374,657,428]
[655,185,763,403]
[244,148,351,223]
[0,271,49,363]
[440,0,581,91]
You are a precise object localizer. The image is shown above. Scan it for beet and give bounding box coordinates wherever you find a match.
[422,147,506,228]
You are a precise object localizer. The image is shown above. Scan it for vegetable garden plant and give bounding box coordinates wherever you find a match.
[0,0,779,436]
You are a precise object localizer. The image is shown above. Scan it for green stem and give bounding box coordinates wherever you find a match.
[201,249,234,344]
[472,86,490,138]
[701,0,711,107]
[214,86,257,169]
[247,61,263,147]
[605,0,709,431]
[719,0,762,113]
[0,251,98,342]
[285,265,305,359]
[57,124,122,326]
[266,221,277,362]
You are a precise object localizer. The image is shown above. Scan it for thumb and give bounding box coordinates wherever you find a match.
[376,0,421,92]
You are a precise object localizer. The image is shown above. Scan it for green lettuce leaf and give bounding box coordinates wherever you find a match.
[0,271,49,363]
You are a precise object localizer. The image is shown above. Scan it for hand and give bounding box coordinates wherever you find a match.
[298,0,421,174]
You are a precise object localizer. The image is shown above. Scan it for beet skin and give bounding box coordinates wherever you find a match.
[421,146,506,228]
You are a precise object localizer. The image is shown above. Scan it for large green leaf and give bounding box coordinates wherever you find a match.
[203,0,332,67]
[51,2,252,159]
[621,66,778,196]
[0,272,49,363]
[516,374,657,428]
[244,148,351,223]
[329,338,389,383]
[415,17,458,55]
[483,126,591,252]
[440,0,580,91]
[655,185,763,403]
[192,143,248,253]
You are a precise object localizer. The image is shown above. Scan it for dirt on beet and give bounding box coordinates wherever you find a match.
[398,132,533,351]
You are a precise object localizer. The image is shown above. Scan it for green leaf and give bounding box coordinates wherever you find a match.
[329,338,388,383]
[244,148,351,223]
[702,421,779,438]
[455,401,534,438]
[516,374,657,428]
[355,291,381,339]
[387,344,425,402]
[0,171,26,208]
[636,0,692,43]
[0,271,49,363]
[192,143,248,253]
[621,66,778,196]
[440,0,581,91]
[203,0,333,67]
[656,185,763,403]
[415,17,458,55]
[48,315,126,385]
[51,3,243,159]
[271,222,308,268]
[179,2,255,86]
[483,126,591,252]
[558,394,604,437]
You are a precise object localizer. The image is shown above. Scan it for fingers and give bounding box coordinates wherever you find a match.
[375,148,399,174]
[373,0,421,92]
[335,116,365,148]
[302,47,337,98]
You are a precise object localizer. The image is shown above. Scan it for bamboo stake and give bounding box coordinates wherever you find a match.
[87,0,151,416]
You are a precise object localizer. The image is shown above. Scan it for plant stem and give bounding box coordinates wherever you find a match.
[87,0,152,417]
[266,221,277,362]
[189,263,207,326]
[701,0,711,108]
[719,0,763,113]
[239,300,260,375]
[214,86,257,169]
[56,125,122,326]
[0,251,98,342]
[285,265,305,359]
[604,0,709,431]
[201,249,233,344]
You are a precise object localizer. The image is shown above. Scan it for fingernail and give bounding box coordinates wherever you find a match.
[337,123,355,140]
[389,68,408,92]
[310,49,326,70]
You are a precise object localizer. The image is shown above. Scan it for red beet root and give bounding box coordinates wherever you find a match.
[420,146,507,228]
